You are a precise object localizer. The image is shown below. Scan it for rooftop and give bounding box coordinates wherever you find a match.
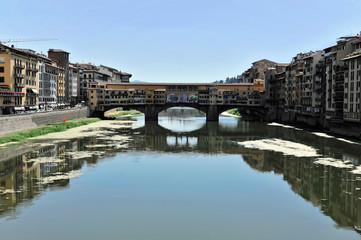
[252,59,276,65]
[121,72,132,76]
[48,49,70,54]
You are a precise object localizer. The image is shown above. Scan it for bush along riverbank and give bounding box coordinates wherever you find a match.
[0,118,100,145]
[227,108,241,116]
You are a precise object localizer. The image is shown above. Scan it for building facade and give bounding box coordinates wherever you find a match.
[69,64,79,105]
[324,36,358,120]
[0,45,39,114]
[48,49,70,105]
[38,56,60,109]
[342,37,361,122]
[79,69,110,102]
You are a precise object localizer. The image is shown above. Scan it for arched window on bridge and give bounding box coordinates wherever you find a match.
[188,93,198,103]
[167,93,177,103]
[178,93,188,103]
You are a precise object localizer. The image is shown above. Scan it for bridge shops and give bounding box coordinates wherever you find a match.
[88,81,265,121]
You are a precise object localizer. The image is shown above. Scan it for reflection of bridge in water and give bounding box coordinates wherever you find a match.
[88,82,266,121]
[132,121,265,153]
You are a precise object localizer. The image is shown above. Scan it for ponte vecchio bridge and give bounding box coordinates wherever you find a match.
[88,80,265,121]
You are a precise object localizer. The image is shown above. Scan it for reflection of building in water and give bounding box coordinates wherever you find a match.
[0,154,41,214]
[0,138,104,217]
[243,151,361,232]
[240,149,265,170]
[342,153,360,165]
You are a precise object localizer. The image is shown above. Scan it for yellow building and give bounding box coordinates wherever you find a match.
[57,67,65,105]
[0,44,39,114]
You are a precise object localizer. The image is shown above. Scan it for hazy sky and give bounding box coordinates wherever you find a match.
[2,0,361,83]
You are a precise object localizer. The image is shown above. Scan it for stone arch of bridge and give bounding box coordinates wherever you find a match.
[93,104,265,122]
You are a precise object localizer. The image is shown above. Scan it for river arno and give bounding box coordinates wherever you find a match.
[0,108,361,240]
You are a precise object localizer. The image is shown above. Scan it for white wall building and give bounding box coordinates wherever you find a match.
[38,55,58,108]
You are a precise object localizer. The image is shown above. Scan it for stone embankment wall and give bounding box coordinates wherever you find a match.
[266,108,361,139]
[0,107,90,136]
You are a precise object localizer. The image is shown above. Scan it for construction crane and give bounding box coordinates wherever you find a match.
[0,38,58,44]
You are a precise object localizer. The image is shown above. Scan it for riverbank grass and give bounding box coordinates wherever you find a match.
[227,108,241,116]
[0,118,100,144]
[105,108,143,118]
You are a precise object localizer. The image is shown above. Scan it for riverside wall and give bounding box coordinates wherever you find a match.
[265,108,361,140]
[0,107,90,136]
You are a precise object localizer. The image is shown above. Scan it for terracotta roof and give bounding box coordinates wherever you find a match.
[48,49,70,54]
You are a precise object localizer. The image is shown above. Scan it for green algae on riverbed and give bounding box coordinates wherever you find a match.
[0,118,100,145]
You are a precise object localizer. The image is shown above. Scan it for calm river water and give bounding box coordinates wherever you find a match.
[1,108,361,240]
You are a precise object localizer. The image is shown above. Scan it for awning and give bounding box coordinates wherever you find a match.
[27,88,38,94]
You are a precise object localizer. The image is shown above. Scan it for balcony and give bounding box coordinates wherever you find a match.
[14,63,25,69]
[0,91,25,97]
[15,82,25,88]
[28,66,38,72]
[334,65,348,73]
[14,73,25,78]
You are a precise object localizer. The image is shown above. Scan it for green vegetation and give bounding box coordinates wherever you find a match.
[214,76,238,84]
[105,108,143,118]
[227,108,241,116]
[0,118,100,145]
[346,50,361,58]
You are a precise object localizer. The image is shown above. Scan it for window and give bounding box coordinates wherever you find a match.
[0,67,4,73]
[0,77,4,83]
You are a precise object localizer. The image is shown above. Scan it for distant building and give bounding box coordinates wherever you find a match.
[48,49,70,105]
[79,69,110,102]
[76,62,97,71]
[238,59,277,83]
[120,72,132,82]
[69,64,79,105]
[98,65,123,82]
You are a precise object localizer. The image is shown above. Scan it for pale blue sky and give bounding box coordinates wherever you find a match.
[2,0,361,82]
